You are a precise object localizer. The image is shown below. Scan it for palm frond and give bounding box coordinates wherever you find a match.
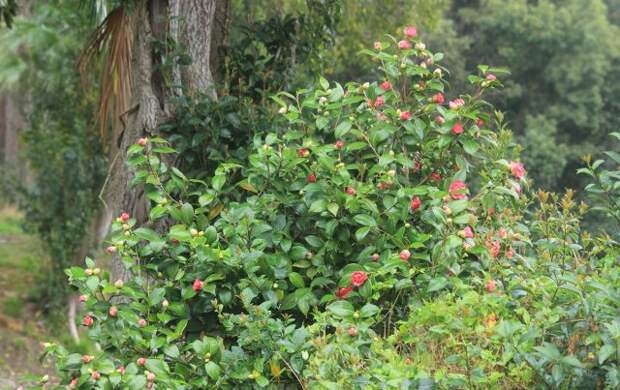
[78,6,133,144]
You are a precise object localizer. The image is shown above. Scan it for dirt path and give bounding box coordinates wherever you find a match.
[0,207,62,388]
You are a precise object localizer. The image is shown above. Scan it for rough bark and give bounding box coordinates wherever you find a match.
[98,0,228,283]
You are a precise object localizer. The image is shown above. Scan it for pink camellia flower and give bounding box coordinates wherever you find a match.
[69,378,78,388]
[449,180,468,200]
[335,286,353,299]
[476,118,484,127]
[398,40,411,49]
[399,111,412,121]
[509,161,526,179]
[487,240,501,258]
[193,278,203,292]
[435,115,445,125]
[137,137,148,146]
[373,41,382,50]
[486,73,497,81]
[351,271,368,287]
[137,357,146,366]
[109,306,118,317]
[371,253,380,261]
[399,249,411,261]
[146,372,156,382]
[348,326,358,337]
[120,212,130,223]
[82,315,93,327]
[345,186,356,196]
[485,279,497,293]
[506,247,514,259]
[498,227,508,239]
[514,182,522,194]
[432,93,445,104]
[117,366,125,375]
[374,96,385,108]
[138,318,147,328]
[79,294,88,303]
[91,371,101,380]
[105,246,117,254]
[448,98,465,109]
[452,122,464,135]
[462,226,474,238]
[307,173,317,183]
[82,355,94,364]
[404,26,417,37]
[410,197,422,211]
[380,81,392,90]
[335,140,344,150]
[297,148,309,158]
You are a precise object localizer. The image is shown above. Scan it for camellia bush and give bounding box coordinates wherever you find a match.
[44,27,620,389]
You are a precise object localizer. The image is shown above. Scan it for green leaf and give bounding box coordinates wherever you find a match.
[598,344,615,364]
[461,138,479,154]
[309,199,327,213]
[327,300,354,317]
[288,272,305,288]
[205,361,221,380]
[335,121,352,138]
[360,303,380,318]
[212,174,226,191]
[427,277,448,292]
[145,358,169,376]
[133,227,160,242]
[327,203,339,216]
[353,214,377,226]
[355,226,371,241]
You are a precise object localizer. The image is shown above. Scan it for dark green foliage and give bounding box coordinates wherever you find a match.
[0,0,17,28]
[0,1,106,306]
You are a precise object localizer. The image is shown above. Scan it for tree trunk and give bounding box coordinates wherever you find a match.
[98,0,229,283]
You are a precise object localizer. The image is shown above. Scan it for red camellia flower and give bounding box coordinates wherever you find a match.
[374,96,385,108]
[485,279,497,292]
[432,93,445,104]
[410,196,422,211]
[463,226,475,238]
[380,81,392,90]
[398,40,411,49]
[435,115,445,125]
[476,118,484,127]
[345,186,356,196]
[137,357,146,366]
[451,122,464,135]
[399,249,411,261]
[430,171,442,182]
[307,173,317,183]
[351,271,368,287]
[449,180,468,200]
[486,73,497,81]
[335,140,344,150]
[336,286,353,299]
[399,111,412,121]
[297,148,309,158]
[82,315,93,327]
[509,161,526,179]
[404,26,417,37]
[193,278,203,292]
[120,212,130,222]
[109,306,118,317]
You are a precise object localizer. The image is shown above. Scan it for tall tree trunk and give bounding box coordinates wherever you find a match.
[98,0,229,283]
